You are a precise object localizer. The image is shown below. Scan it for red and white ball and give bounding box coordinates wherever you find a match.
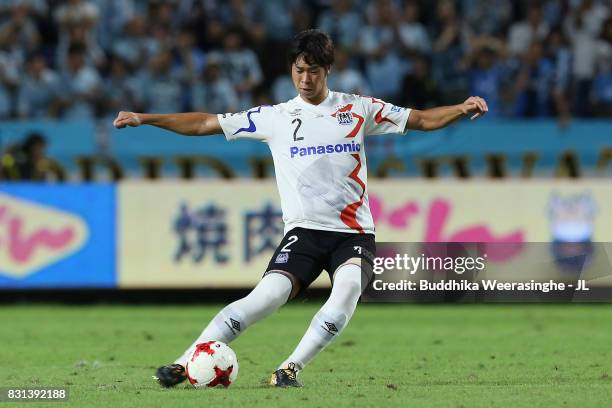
[185,341,239,388]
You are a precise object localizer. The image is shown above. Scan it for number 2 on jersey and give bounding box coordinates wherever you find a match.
[292,118,303,141]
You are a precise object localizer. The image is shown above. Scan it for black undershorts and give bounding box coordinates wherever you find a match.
[264,227,376,292]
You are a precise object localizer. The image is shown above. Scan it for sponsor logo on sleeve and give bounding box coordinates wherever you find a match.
[232,105,271,135]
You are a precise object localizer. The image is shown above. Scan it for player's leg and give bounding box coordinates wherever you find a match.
[271,261,361,388]
[271,234,375,387]
[155,272,296,387]
[176,272,296,365]
[156,227,322,387]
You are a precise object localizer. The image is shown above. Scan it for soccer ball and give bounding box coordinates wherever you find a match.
[185,341,239,388]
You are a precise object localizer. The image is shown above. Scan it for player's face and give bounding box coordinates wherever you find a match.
[291,57,329,104]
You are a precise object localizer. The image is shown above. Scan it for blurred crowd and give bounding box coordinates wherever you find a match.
[0,0,610,123]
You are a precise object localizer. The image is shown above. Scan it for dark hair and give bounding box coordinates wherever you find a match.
[22,132,46,154]
[288,29,334,69]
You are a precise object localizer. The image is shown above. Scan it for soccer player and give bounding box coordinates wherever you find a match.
[113,29,488,388]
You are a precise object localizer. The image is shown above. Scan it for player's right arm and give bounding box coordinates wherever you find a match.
[112,111,221,136]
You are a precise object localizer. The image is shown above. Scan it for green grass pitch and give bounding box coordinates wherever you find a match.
[2,303,612,407]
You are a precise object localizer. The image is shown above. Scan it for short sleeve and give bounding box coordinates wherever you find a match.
[361,96,412,136]
[217,105,275,141]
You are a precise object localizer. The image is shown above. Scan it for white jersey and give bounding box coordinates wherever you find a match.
[218,91,411,235]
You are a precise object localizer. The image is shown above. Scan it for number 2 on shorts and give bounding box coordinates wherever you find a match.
[280,235,298,252]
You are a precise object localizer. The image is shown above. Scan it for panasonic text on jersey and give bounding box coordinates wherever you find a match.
[290,141,361,158]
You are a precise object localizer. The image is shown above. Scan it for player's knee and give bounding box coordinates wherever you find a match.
[334,264,362,290]
[259,271,295,304]
[258,286,290,308]
[330,278,361,309]
[342,278,362,298]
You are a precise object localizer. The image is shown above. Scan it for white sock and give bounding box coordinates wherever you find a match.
[175,273,292,366]
[278,263,362,371]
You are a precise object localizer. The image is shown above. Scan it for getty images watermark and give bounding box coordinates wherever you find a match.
[371,252,587,292]
[362,243,606,302]
[373,252,488,275]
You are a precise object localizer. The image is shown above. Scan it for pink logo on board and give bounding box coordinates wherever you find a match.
[0,193,88,278]
[369,195,525,262]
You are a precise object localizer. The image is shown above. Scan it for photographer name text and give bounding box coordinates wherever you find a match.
[372,279,590,292]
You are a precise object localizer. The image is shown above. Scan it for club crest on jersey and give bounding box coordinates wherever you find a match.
[336,111,354,126]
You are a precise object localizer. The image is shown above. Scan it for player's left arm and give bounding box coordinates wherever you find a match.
[406,96,488,131]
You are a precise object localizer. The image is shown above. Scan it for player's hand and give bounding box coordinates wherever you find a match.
[113,111,142,129]
[460,96,488,120]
